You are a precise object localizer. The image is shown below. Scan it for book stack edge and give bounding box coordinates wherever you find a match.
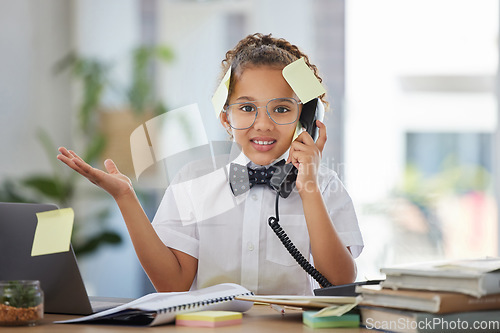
[357,257,500,333]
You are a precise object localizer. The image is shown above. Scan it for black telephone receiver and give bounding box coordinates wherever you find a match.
[269,98,324,198]
[267,100,378,292]
[266,98,333,288]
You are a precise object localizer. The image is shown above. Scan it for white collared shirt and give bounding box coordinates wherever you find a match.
[151,152,364,295]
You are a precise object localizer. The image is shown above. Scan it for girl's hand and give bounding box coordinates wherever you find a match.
[57,147,134,200]
[286,120,327,194]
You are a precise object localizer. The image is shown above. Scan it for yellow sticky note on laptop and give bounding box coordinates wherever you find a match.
[31,208,74,256]
[282,57,326,104]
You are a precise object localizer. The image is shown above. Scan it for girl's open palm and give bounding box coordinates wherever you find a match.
[57,147,134,200]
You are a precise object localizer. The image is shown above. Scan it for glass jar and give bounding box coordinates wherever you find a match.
[0,280,44,326]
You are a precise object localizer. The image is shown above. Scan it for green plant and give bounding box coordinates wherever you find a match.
[128,45,174,115]
[0,129,118,256]
[1,282,41,308]
[56,45,174,120]
[0,44,173,256]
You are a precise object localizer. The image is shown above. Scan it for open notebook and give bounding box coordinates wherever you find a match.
[0,202,131,315]
[55,283,254,326]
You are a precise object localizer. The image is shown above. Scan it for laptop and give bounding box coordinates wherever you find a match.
[0,202,131,315]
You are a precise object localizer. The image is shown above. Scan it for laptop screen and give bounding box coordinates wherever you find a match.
[0,202,94,314]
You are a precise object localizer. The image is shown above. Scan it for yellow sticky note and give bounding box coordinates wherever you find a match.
[176,311,242,322]
[176,311,242,328]
[282,57,326,104]
[292,122,305,141]
[211,67,231,118]
[130,124,155,180]
[31,208,74,256]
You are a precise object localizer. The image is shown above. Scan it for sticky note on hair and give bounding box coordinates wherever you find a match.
[211,68,231,118]
[282,58,326,104]
[31,208,74,256]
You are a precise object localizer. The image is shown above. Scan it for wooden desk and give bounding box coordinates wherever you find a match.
[8,305,370,332]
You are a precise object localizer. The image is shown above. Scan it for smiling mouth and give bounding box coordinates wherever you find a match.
[251,140,276,145]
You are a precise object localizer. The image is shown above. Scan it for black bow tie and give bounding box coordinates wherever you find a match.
[229,161,284,196]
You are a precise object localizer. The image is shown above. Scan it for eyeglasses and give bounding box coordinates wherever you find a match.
[224,97,301,130]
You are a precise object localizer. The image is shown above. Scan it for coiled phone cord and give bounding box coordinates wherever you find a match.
[268,192,333,288]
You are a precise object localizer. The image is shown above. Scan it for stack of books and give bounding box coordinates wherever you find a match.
[356,258,500,333]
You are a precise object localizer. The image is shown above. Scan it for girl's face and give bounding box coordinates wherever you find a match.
[220,65,299,166]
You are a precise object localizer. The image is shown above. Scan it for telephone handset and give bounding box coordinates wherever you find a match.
[266,101,377,293]
[269,98,325,198]
[267,98,333,288]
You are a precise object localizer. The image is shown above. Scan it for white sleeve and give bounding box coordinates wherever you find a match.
[321,168,364,258]
[151,159,240,260]
[151,186,199,259]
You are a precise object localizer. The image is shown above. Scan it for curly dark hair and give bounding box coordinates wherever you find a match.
[216,33,327,108]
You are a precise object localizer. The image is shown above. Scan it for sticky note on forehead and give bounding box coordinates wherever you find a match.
[282,57,326,104]
[212,67,231,118]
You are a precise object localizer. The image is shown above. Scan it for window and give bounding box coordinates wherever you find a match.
[345,0,499,279]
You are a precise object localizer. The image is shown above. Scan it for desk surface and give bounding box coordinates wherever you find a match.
[9,305,370,332]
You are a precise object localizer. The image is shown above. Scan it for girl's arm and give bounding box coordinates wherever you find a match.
[287,122,357,285]
[299,186,357,285]
[57,147,197,291]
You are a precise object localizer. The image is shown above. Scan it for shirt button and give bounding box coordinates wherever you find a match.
[247,242,254,251]
[251,194,258,201]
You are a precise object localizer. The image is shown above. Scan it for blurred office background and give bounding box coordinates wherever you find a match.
[0,0,498,297]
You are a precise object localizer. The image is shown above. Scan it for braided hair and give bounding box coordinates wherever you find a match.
[217,33,328,108]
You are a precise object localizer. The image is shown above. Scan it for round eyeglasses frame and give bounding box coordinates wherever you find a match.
[223,97,302,130]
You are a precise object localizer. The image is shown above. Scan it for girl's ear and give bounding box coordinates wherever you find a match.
[219,112,233,137]
[219,111,230,129]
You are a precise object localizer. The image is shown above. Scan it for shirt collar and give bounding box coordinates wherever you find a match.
[249,148,290,169]
[226,149,289,183]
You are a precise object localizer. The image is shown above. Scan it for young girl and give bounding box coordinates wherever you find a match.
[57,33,363,295]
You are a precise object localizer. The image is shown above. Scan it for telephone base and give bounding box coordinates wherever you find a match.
[313,280,383,297]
